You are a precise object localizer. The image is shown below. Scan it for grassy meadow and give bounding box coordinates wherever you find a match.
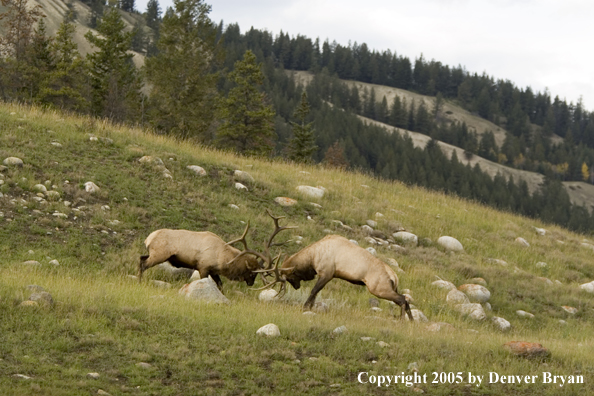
[1,103,593,395]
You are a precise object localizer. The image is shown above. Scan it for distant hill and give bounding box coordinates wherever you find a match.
[23,0,146,67]
[290,70,594,211]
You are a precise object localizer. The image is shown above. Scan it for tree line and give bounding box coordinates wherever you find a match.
[2,0,594,232]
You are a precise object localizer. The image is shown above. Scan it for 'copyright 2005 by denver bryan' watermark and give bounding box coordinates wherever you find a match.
[357,371,584,388]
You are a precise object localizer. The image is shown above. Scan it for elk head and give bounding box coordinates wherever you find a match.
[227,209,297,297]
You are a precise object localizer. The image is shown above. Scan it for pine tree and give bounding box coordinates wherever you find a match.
[216,50,276,155]
[287,92,317,162]
[145,0,161,56]
[37,20,89,111]
[119,0,135,12]
[85,8,140,121]
[144,0,219,137]
[0,0,44,100]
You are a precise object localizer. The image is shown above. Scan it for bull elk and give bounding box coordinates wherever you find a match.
[258,235,414,320]
[138,226,261,289]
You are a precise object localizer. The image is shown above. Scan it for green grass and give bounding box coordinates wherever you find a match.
[1,103,594,395]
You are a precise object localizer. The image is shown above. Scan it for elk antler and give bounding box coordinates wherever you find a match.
[225,221,270,265]
[251,253,288,298]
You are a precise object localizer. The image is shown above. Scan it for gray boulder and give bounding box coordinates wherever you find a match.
[437,236,463,252]
[179,277,230,304]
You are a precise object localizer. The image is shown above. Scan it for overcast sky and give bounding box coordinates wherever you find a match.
[136,0,594,111]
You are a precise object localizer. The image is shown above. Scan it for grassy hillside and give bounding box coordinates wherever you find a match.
[1,103,594,395]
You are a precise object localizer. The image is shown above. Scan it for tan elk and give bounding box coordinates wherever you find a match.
[138,226,261,289]
[254,235,413,320]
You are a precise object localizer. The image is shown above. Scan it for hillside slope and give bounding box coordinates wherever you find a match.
[1,103,594,395]
[24,0,146,67]
[290,70,593,211]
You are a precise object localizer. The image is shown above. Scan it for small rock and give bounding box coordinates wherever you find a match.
[136,362,153,369]
[377,341,389,348]
[234,182,248,191]
[369,298,380,307]
[84,182,100,194]
[22,260,41,267]
[360,336,374,341]
[559,319,567,325]
[333,325,348,335]
[579,281,594,293]
[189,271,201,281]
[492,316,511,331]
[503,341,550,359]
[516,310,534,318]
[33,184,47,193]
[437,236,464,252]
[432,279,456,291]
[233,170,254,183]
[3,157,23,167]
[425,322,455,332]
[580,242,594,251]
[187,165,207,176]
[561,306,577,314]
[349,239,359,245]
[406,309,428,322]
[228,204,240,210]
[361,225,373,235]
[256,323,280,337]
[138,156,163,165]
[19,300,39,307]
[538,277,554,285]
[303,311,316,316]
[366,247,377,256]
[535,261,548,268]
[370,307,382,312]
[314,301,329,312]
[366,219,378,228]
[274,197,298,207]
[487,258,507,267]
[515,237,530,247]
[87,372,100,380]
[458,284,490,303]
[484,302,492,311]
[258,289,279,302]
[393,231,418,247]
[29,291,54,306]
[309,202,322,208]
[454,303,486,320]
[296,185,324,199]
[12,374,32,380]
[408,362,419,372]
[469,277,487,286]
[447,289,470,304]
[151,280,171,289]
[364,236,378,245]
[533,227,546,236]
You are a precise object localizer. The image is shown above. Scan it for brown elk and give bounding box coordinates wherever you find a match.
[255,235,413,320]
[138,226,261,289]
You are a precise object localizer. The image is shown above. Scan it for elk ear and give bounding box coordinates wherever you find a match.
[280,267,295,275]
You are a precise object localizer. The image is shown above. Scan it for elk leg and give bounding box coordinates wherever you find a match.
[138,255,149,282]
[369,288,413,321]
[393,293,414,321]
[211,274,223,291]
[303,275,332,310]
